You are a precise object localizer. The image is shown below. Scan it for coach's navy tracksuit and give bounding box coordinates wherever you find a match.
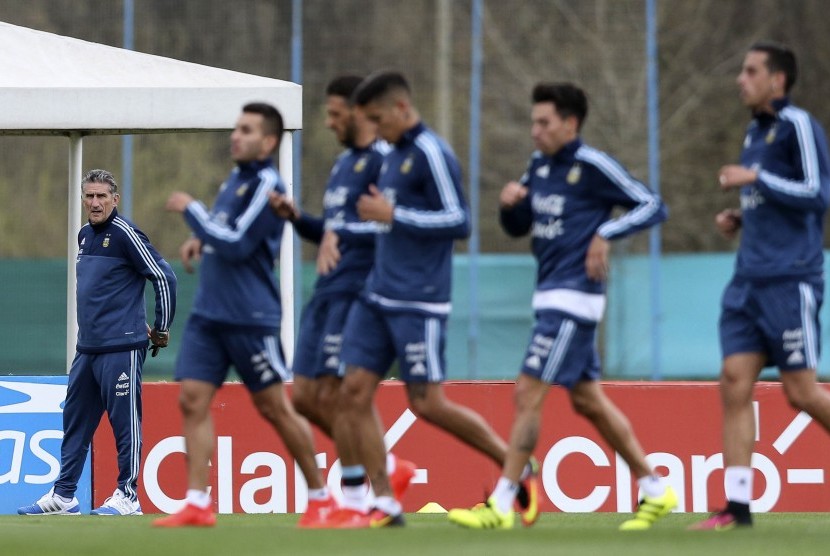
[54,208,176,502]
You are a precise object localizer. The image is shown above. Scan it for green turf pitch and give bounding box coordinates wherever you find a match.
[2,513,829,556]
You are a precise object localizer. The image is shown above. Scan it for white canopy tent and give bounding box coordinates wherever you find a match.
[0,22,302,371]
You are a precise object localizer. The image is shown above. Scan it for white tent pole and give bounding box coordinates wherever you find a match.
[279,131,295,366]
[66,133,83,374]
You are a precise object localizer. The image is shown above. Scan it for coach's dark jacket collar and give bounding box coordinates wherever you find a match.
[90,207,119,232]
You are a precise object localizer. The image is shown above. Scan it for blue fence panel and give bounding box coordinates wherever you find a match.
[606,253,830,379]
[3,255,829,381]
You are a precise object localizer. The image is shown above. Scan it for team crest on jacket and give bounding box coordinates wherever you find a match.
[765,124,777,144]
[236,184,249,196]
[354,155,368,173]
[102,236,110,248]
[566,163,582,185]
[401,155,414,174]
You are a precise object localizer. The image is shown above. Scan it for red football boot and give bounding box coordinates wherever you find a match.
[152,504,216,528]
[297,496,339,529]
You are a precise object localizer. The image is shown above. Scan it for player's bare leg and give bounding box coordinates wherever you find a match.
[406,382,507,465]
[694,363,830,531]
[292,374,340,437]
[330,384,371,518]
[340,369,388,492]
[153,379,218,527]
[447,374,546,530]
[251,383,326,490]
[329,385,412,526]
[253,383,337,528]
[780,368,830,430]
[689,353,764,530]
[570,380,652,475]
[297,372,416,519]
[569,380,676,531]
[335,367,404,527]
[503,375,548,481]
[720,353,764,468]
[179,380,218,491]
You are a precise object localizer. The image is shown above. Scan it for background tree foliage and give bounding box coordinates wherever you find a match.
[1,0,828,259]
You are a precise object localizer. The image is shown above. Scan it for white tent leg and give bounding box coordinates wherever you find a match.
[279,131,295,366]
[66,133,82,374]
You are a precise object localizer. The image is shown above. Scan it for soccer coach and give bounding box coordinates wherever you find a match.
[18,169,177,516]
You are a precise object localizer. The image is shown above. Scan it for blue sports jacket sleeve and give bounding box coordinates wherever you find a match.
[499,193,533,237]
[500,156,536,237]
[576,147,667,240]
[184,170,285,261]
[293,211,325,244]
[389,136,470,240]
[754,110,830,212]
[327,219,378,246]
[121,226,177,332]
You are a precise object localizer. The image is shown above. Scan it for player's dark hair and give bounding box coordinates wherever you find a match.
[243,102,285,139]
[532,82,588,130]
[81,169,118,194]
[326,75,365,102]
[353,71,410,106]
[749,41,797,93]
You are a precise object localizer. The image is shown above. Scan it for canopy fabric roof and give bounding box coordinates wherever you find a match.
[0,22,301,371]
[0,22,302,134]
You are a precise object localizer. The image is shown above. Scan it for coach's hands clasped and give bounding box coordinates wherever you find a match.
[148,326,170,357]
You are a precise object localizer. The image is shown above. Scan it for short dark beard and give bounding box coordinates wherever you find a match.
[340,121,357,148]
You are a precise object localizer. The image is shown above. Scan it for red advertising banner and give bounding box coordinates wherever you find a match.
[92,381,830,514]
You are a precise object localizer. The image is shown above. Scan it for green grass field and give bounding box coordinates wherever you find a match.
[2,513,829,556]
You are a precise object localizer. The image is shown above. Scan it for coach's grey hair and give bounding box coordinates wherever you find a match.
[81,169,118,195]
